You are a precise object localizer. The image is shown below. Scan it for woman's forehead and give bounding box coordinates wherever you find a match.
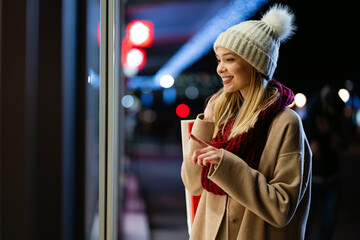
[215,46,236,56]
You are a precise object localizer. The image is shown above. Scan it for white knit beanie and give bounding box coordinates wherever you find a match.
[214,5,296,79]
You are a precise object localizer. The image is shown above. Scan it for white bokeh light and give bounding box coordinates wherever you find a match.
[159,74,175,88]
[121,95,134,108]
[338,88,350,103]
[126,48,145,69]
[129,22,150,46]
[294,93,307,108]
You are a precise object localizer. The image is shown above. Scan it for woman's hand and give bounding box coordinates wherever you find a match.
[204,94,218,121]
[190,134,222,167]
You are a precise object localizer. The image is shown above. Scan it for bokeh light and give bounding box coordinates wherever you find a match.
[129,22,151,46]
[140,109,157,123]
[121,95,135,108]
[356,110,360,127]
[288,101,295,108]
[123,66,139,78]
[127,20,154,47]
[160,74,175,88]
[163,87,177,105]
[338,88,350,103]
[185,86,199,100]
[126,48,146,69]
[294,93,307,108]
[176,104,190,118]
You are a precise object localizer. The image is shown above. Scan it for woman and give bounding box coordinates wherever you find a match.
[181,5,312,240]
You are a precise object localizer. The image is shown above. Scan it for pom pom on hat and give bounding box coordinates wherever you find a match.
[213,4,296,79]
[261,4,296,42]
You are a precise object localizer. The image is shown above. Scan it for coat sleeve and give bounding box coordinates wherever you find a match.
[207,110,312,228]
[181,114,215,196]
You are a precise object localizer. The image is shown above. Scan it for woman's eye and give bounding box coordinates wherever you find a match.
[226,58,234,62]
[216,59,221,64]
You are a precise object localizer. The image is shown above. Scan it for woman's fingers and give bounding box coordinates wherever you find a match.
[191,147,209,164]
[192,147,222,166]
[202,155,220,166]
[189,135,222,166]
[197,151,217,166]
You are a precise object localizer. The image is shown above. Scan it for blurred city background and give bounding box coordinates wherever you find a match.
[122,0,360,240]
[1,0,359,239]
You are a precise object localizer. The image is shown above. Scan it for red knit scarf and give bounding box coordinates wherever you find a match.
[201,80,294,195]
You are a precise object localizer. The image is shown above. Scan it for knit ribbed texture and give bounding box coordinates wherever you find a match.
[201,80,295,195]
[213,3,297,80]
[214,20,280,79]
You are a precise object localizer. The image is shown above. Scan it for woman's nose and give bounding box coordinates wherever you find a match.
[217,64,225,74]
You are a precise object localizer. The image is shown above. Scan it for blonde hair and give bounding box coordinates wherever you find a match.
[211,68,279,139]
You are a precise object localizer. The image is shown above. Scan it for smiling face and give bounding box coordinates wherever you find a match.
[215,46,253,97]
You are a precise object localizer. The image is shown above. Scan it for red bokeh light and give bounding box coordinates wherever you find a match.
[126,20,154,48]
[122,20,154,70]
[176,104,190,118]
[125,48,146,69]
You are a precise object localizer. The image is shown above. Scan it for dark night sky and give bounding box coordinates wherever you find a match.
[263,0,359,95]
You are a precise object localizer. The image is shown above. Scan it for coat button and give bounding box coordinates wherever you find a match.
[232,218,238,223]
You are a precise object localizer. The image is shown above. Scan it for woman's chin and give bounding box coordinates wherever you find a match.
[223,86,237,93]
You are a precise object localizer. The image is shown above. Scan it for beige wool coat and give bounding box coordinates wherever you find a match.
[181,108,312,240]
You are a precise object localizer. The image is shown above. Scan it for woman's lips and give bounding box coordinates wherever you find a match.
[222,76,233,84]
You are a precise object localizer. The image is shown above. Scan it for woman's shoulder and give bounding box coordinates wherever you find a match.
[271,107,303,130]
[268,107,308,154]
